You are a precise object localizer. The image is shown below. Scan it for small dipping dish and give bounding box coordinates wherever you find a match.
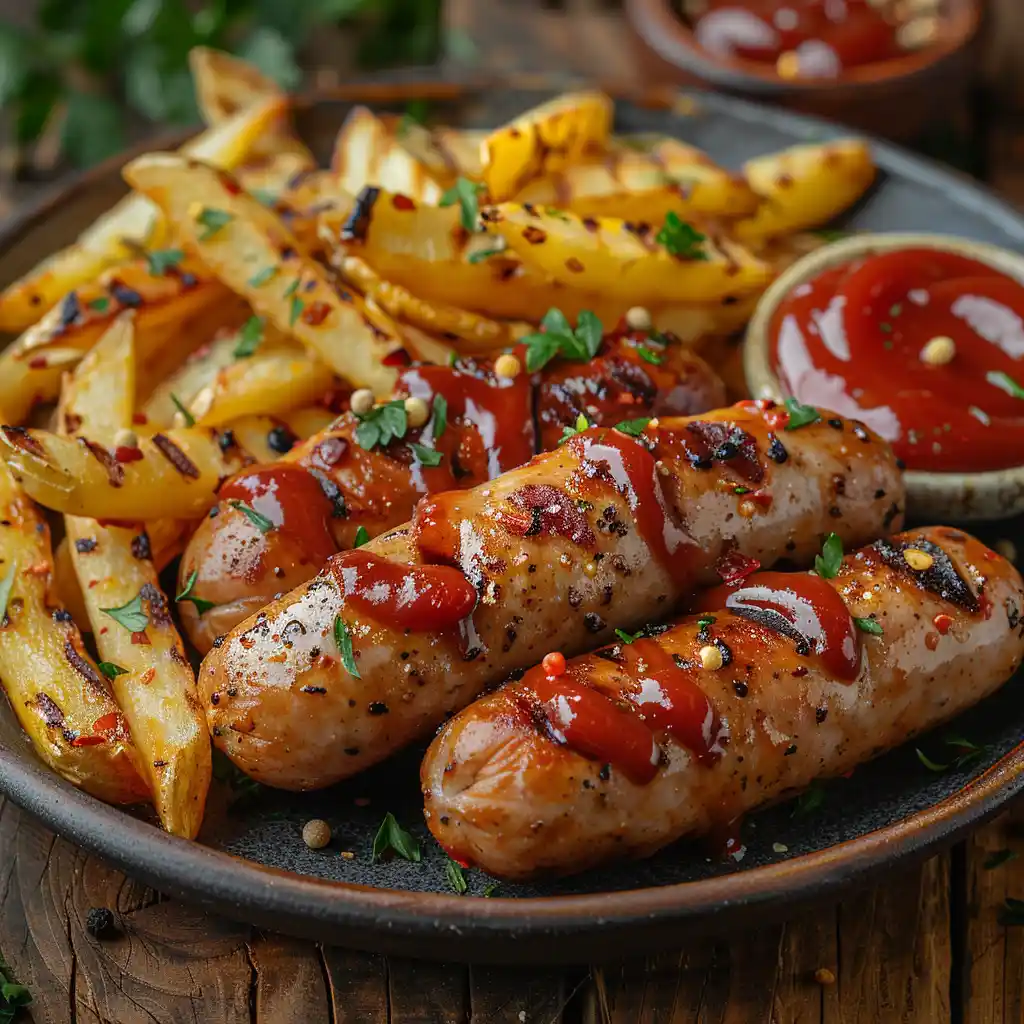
[744,232,1024,521]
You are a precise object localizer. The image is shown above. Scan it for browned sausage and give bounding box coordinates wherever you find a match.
[198,401,905,790]
[421,527,1024,880]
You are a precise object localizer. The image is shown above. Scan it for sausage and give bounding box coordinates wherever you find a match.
[198,401,905,790]
[179,331,725,651]
[421,527,1024,880]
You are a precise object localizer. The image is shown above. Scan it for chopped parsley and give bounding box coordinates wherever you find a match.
[439,176,485,232]
[431,394,448,440]
[814,533,843,579]
[987,370,1024,400]
[195,207,234,241]
[916,735,988,773]
[482,882,500,897]
[354,400,407,451]
[371,812,420,862]
[88,296,110,313]
[248,265,278,287]
[410,442,442,467]
[853,616,883,635]
[97,661,128,680]
[655,211,708,260]
[397,99,430,137]
[289,294,305,327]
[283,277,301,298]
[353,526,370,548]
[228,500,275,534]
[467,247,504,264]
[146,248,185,276]
[334,616,360,679]
[101,593,148,633]
[233,316,265,358]
[889,303,903,318]
[521,308,603,372]
[614,628,639,644]
[445,858,468,894]
[559,412,592,444]
[248,188,279,207]
[0,563,16,624]
[615,417,651,436]
[783,396,821,430]
[637,344,663,365]
[176,570,217,615]
[697,615,716,630]
[170,393,195,427]
[814,228,846,242]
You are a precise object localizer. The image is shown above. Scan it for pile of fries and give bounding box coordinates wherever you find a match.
[0,49,876,839]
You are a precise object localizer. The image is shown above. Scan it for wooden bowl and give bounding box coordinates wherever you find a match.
[624,0,985,141]
[744,231,1024,522]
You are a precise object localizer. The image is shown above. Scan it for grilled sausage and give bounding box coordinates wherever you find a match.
[179,332,725,651]
[421,527,1024,880]
[198,401,905,790]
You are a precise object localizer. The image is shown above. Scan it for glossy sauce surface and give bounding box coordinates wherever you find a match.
[771,248,1024,472]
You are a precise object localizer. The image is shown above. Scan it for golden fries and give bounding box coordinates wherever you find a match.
[0,461,148,804]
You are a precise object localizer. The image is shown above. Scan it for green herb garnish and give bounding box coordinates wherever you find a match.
[410,443,442,467]
[233,316,265,359]
[916,735,988,773]
[467,248,504,264]
[353,526,370,548]
[228,500,275,534]
[521,308,603,372]
[853,616,883,635]
[170,393,195,427]
[289,294,304,326]
[614,628,639,645]
[248,265,278,288]
[559,412,592,445]
[195,207,234,241]
[97,661,127,680]
[334,616,360,679]
[397,99,431,137]
[783,396,821,430]
[637,345,663,365]
[176,569,217,615]
[101,593,148,633]
[88,297,110,313]
[987,370,1024,400]
[283,278,301,298]
[439,176,485,232]
[371,812,420,863]
[0,564,16,624]
[655,211,708,260]
[482,883,500,897]
[814,533,843,579]
[697,615,716,630]
[445,858,468,894]
[354,400,407,451]
[792,779,827,817]
[431,394,448,440]
[146,248,184,276]
[615,417,651,436]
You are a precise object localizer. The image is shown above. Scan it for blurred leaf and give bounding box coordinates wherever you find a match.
[123,0,163,37]
[126,48,197,122]
[313,0,374,16]
[0,26,29,107]
[445,26,477,64]
[15,71,61,146]
[80,0,135,73]
[62,91,125,167]
[237,26,301,89]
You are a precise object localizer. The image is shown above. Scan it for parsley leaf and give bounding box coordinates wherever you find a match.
[814,533,843,579]
[783,396,821,430]
[0,563,16,624]
[445,858,468,894]
[439,176,485,232]
[334,616,360,679]
[248,188,279,208]
[521,308,604,372]
[853,616,883,635]
[987,370,1024,400]
[97,661,127,680]
[615,417,651,436]
[916,736,988,774]
[101,593,148,633]
[195,207,234,241]
[792,779,827,817]
[176,569,217,615]
[655,211,708,260]
[482,883,500,897]
[397,99,430,137]
[467,247,504,264]
[354,400,408,451]
[353,526,370,548]
[372,812,420,862]
[637,345,663,365]
[559,412,592,444]
[88,296,110,313]
[233,316,265,359]
[410,443,443,467]
[146,248,184,276]
[615,628,639,644]
[283,278,301,298]
[431,394,448,439]
[248,265,278,287]
[289,294,304,326]
[170,393,195,427]
[814,228,847,242]
[697,615,716,630]
[228,500,275,534]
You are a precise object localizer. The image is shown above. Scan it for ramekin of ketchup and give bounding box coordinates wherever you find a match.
[744,233,1024,520]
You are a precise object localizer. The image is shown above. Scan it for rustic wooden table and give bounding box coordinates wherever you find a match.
[3,2,1024,1021]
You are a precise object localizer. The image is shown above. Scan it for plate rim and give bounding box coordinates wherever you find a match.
[1,79,1024,963]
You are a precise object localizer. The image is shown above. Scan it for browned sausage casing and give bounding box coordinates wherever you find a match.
[180,335,725,651]
[422,527,1024,880]
[198,402,905,791]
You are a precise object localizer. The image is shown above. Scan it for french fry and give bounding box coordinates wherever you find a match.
[481,91,613,201]
[124,154,406,396]
[0,461,148,804]
[398,121,485,181]
[731,139,876,244]
[0,95,290,334]
[482,202,772,306]
[1,425,248,520]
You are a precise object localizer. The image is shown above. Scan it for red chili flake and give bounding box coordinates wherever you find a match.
[92,712,121,734]
[132,412,148,425]
[541,651,567,678]
[933,613,953,635]
[28,356,48,369]
[115,446,144,463]
[747,489,773,509]
[763,408,790,431]
[131,631,151,646]
[218,170,243,196]
[392,194,416,211]
[301,300,332,327]
[71,735,105,747]
[382,348,412,368]
[715,551,761,584]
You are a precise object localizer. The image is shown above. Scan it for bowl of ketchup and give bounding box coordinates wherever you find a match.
[624,0,983,142]
[744,232,1024,521]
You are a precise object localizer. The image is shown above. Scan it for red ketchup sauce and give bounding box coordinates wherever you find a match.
[690,0,912,78]
[702,570,860,680]
[770,247,1024,472]
[329,550,477,632]
[219,465,337,565]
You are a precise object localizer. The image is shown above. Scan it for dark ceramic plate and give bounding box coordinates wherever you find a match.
[1,81,1023,966]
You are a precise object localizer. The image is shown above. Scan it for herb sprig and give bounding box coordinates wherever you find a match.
[656,212,708,260]
[372,812,420,863]
[439,177,486,232]
[521,308,603,372]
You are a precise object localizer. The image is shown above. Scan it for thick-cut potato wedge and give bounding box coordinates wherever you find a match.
[65,515,210,838]
[731,139,875,244]
[398,121,485,181]
[0,96,289,334]
[338,255,530,353]
[481,91,613,202]
[223,409,335,464]
[483,203,772,306]
[0,257,229,424]
[0,462,147,804]
[332,106,447,204]
[514,136,759,224]
[125,155,405,396]
[1,426,249,519]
